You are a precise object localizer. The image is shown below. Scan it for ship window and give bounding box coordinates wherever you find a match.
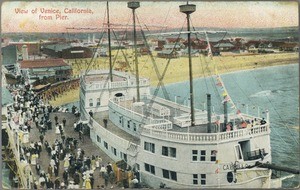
[97,135,101,143]
[227,172,234,183]
[89,98,93,107]
[235,145,243,160]
[120,152,127,162]
[192,150,198,161]
[162,169,169,179]
[133,123,137,131]
[127,120,130,128]
[96,98,100,106]
[162,169,177,181]
[144,163,155,175]
[211,150,217,162]
[201,174,206,185]
[111,147,117,156]
[119,116,122,124]
[170,171,177,181]
[104,141,108,149]
[200,150,206,161]
[162,146,176,158]
[144,142,155,153]
[193,174,198,184]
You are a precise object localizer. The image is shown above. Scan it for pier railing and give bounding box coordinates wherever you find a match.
[141,124,269,143]
[3,119,32,189]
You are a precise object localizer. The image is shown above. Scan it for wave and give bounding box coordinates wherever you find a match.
[250,89,284,98]
[250,90,272,97]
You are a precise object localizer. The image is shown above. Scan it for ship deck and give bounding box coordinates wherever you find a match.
[107,98,263,134]
[84,73,126,83]
[94,111,140,145]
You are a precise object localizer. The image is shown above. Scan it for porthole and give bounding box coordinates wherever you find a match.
[227,172,234,183]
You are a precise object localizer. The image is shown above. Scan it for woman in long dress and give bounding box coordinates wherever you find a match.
[31,154,37,165]
[64,154,70,169]
[55,125,60,135]
[84,178,91,189]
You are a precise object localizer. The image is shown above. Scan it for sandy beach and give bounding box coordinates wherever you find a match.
[49,52,298,106]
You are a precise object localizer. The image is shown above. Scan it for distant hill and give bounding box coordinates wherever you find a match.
[2,26,298,42]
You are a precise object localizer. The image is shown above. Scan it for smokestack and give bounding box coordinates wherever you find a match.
[207,94,212,133]
[22,45,28,60]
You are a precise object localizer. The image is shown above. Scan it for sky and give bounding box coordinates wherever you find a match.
[1,1,298,33]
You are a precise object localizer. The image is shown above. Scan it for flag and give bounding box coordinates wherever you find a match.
[216,82,222,87]
[222,91,227,97]
[222,95,230,103]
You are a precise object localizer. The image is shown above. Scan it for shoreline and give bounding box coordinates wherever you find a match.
[49,53,298,106]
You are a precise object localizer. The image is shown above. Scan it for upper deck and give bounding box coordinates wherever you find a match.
[90,95,270,145]
[80,70,150,91]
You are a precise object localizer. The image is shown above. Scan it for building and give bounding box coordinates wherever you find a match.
[1,45,18,66]
[213,42,235,52]
[157,50,180,58]
[42,43,93,59]
[17,58,72,84]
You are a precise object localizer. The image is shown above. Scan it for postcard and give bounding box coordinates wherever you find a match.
[1,1,299,189]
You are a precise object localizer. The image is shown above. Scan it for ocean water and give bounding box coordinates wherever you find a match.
[154,63,299,188]
[26,64,299,188]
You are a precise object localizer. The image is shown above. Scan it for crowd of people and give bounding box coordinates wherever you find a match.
[5,82,126,189]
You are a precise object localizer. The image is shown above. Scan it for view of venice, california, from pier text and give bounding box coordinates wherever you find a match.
[1,1,299,189]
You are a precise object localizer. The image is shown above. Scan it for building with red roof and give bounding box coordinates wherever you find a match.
[17,58,72,85]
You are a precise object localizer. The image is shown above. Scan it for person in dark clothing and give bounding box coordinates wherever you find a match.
[54,178,60,189]
[61,135,66,144]
[62,118,67,127]
[89,110,93,118]
[54,115,58,124]
[106,163,112,174]
[39,134,44,144]
[63,169,69,185]
[86,157,91,169]
[73,171,80,185]
[103,119,108,128]
[54,165,59,177]
[260,118,267,125]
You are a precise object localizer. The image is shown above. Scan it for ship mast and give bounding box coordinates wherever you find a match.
[107,1,113,82]
[128,1,140,102]
[180,3,196,126]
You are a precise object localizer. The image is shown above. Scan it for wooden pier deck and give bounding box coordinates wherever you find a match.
[26,111,115,189]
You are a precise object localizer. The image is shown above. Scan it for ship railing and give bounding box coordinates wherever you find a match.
[144,120,173,130]
[89,117,138,155]
[109,99,168,125]
[174,114,220,127]
[84,78,149,91]
[141,124,269,143]
[147,103,171,117]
